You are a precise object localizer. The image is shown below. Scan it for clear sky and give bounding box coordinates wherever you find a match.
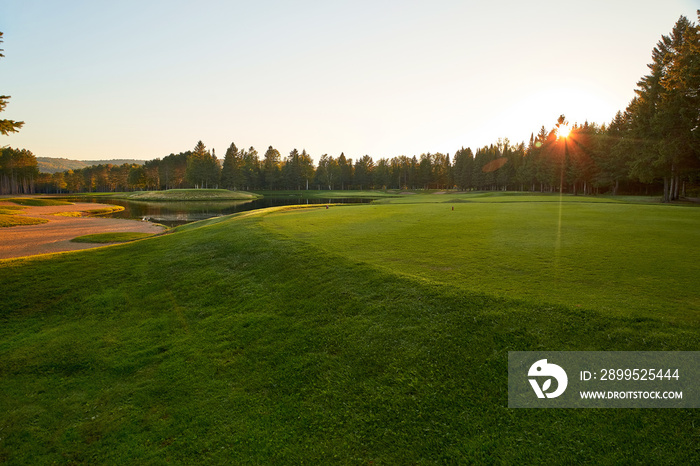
[2,0,698,162]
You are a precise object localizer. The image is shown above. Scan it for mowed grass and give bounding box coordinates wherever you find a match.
[50,206,127,217]
[70,232,155,243]
[4,197,73,206]
[0,195,699,464]
[253,189,400,199]
[265,193,700,323]
[125,189,259,201]
[63,189,260,201]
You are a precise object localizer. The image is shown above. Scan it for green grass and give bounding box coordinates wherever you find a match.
[124,189,260,201]
[49,211,83,217]
[0,213,48,227]
[264,194,700,323]
[0,195,698,463]
[0,205,26,212]
[83,205,126,216]
[253,189,401,199]
[5,197,74,206]
[70,232,156,243]
[0,205,48,227]
[55,189,260,201]
[47,206,125,218]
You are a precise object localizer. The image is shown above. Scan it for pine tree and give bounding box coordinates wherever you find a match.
[0,32,24,136]
[221,142,245,189]
[418,154,432,189]
[263,146,281,189]
[627,14,700,201]
[337,153,353,190]
[353,155,374,190]
[0,147,38,194]
[282,149,302,190]
[453,148,474,190]
[373,158,391,189]
[186,141,220,188]
[241,147,260,190]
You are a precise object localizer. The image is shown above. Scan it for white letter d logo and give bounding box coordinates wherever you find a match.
[528,359,568,399]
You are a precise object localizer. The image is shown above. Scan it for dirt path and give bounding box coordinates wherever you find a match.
[0,201,166,260]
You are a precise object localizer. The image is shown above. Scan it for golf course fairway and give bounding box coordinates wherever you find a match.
[1,193,698,464]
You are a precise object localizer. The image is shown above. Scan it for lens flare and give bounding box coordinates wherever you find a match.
[557,124,571,139]
[482,157,508,173]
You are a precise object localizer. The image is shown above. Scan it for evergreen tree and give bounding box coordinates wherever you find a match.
[282,149,303,189]
[453,147,474,190]
[591,112,629,195]
[409,156,419,189]
[0,33,24,136]
[391,156,411,189]
[186,141,220,188]
[0,147,39,194]
[241,147,261,190]
[354,155,374,189]
[337,153,353,190]
[432,153,451,189]
[263,146,282,189]
[373,158,391,189]
[626,14,700,201]
[221,142,245,189]
[418,154,432,189]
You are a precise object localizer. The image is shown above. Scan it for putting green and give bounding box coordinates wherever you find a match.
[262,195,700,322]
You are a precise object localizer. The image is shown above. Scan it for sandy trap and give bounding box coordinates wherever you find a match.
[0,201,166,260]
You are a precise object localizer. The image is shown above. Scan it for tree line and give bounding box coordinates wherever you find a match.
[2,14,699,199]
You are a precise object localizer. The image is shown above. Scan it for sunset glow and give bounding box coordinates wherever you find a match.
[2,1,698,161]
[557,124,571,139]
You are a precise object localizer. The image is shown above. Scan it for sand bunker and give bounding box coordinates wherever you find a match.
[0,201,166,260]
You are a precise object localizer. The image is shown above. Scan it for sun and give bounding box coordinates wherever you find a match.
[557,124,571,139]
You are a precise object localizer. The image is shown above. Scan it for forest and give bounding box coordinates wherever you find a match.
[2,14,698,200]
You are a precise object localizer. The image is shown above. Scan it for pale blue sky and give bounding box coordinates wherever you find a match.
[2,0,698,162]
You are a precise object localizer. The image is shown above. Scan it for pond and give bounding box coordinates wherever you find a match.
[69,197,373,227]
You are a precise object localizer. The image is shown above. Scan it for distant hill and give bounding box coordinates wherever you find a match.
[37,157,146,174]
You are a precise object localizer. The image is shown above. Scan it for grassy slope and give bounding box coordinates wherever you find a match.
[4,198,73,206]
[252,189,400,199]
[0,195,699,463]
[266,193,700,322]
[61,189,260,201]
[70,232,155,243]
[125,189,259,201]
